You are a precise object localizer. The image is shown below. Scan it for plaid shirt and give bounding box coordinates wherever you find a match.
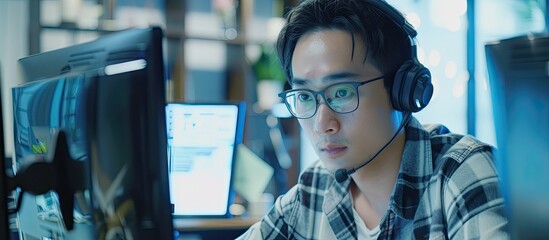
[238,117,509,239]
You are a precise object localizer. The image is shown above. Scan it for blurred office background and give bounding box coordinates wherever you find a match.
[0,0,547,237]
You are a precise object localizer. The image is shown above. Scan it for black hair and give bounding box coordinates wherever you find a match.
[276,0,411,92]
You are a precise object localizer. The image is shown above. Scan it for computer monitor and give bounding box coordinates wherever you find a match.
[166,102,245,218]
[5,27,173,239]
[485,33,549,239]
[0,60,9,239]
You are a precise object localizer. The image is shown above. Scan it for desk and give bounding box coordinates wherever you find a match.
[174,217,261,240]
[173,217,260,231]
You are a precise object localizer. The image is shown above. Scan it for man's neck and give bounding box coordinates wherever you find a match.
[350,130,406,227]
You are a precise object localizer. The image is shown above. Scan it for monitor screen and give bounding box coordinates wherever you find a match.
[5,27,173,239]
[485,33,549,239]
[166,102,245,217]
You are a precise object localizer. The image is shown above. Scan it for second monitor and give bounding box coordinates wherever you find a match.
[166,102,246,218]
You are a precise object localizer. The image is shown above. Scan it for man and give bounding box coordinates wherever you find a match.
[238,0,509,239]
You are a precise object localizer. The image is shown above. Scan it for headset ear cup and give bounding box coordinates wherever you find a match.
[404,64,432,112]
[391,61,432,112]
[401,63,419,111]
[392,60,413,111]
[411,67,433,112]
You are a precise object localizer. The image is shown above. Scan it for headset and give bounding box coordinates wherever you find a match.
[334,0,434,183]
[366,0,434,112]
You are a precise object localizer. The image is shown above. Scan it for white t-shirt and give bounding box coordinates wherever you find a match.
[315,207,380,239]
[353,208,381,239]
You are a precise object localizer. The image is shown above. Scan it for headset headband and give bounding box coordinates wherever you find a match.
[365,0,417,38]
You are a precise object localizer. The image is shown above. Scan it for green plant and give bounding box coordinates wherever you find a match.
[252,44,286,83]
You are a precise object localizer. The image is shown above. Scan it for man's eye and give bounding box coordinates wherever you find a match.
[335,89,349,98]
[298,93,312,101]
[334,85,356,98]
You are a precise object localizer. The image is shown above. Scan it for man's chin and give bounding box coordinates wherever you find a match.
[320,159,348,173]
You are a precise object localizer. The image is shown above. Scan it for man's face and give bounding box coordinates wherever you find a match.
[291,29,400,171]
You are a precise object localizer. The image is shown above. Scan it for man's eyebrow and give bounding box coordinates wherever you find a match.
[322,72,360,81]
[291,78,309,86]
[292,72,360,87]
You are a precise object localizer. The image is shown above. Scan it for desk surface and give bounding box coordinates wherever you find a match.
[173,217,261,231]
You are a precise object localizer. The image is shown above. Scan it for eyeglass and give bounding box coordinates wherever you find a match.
[278,76,384,119]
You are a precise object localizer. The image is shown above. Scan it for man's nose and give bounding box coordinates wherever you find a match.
[313,99,340,135]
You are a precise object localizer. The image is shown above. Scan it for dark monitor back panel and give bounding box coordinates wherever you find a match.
[1,59,9,240]
[485,33,549,239]
[9,27,173,240]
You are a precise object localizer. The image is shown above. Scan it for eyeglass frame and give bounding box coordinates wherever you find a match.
[278,76,385,119]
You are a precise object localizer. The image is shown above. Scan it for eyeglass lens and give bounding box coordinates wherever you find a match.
[284,83,359,118]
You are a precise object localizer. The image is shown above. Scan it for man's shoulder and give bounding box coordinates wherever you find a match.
[422,123,495,176]
[412,123,507,239]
